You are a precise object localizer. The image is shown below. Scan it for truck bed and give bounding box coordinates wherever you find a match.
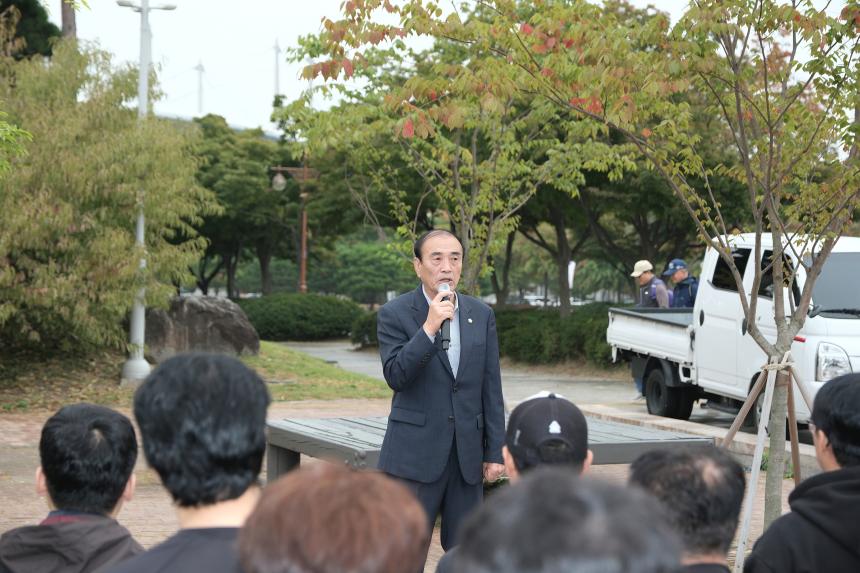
[606,307,694,366]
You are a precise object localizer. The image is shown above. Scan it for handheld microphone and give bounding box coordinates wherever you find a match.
[438,283,452,351]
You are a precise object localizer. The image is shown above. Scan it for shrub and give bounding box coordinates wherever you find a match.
[496,304,612,366]
[351,311,378,347]
[239,293,364,341]
[354,303,614,367]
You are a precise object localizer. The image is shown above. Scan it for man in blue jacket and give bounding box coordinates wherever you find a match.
[376,229,506,558]
[663,258,699,308]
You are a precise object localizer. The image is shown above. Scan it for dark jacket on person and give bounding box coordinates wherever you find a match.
[638,276,670,308]
[744,465,860,573]
[0,512,143,573]
[671,276,699,308]
[376,285,505,486]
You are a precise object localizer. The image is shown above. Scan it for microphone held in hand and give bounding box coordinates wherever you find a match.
[438,283,452,351]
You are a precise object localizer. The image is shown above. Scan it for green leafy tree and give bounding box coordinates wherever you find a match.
[330,239,417,306]
[193,114,292,297]
[0,41,218,350]
[313,0,860,526]
[0,1,60,57]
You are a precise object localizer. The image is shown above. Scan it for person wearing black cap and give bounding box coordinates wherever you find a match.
[662,258,698,308]
[435,393,592,573]
[502,392,593,480]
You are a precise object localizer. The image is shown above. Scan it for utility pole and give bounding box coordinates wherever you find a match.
[117,0,176,386]
[194,60,204,115]
[274,40,281,97]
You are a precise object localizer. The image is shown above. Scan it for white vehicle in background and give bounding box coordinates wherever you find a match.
[606,234,860,426]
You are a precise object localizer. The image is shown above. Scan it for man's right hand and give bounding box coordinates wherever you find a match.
[423,290,455,338]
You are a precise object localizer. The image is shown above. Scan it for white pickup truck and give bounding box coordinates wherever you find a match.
[606,233,860,425]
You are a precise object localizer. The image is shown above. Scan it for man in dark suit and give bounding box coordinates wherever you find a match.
[376,229,506,555]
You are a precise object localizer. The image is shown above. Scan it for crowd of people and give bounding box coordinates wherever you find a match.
[0,351,858,573]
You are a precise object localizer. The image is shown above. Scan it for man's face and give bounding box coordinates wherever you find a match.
[637,271,652,286]
[413,234,462,298]
[671,268,688,283]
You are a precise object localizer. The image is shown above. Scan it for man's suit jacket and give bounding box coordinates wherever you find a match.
[377,286,505,485]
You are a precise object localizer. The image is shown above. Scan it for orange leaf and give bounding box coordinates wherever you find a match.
[342,59,354,79]
[402,119,414,138]
[641,127,652,138]
[520,23,534,35]
[586,97,603,114]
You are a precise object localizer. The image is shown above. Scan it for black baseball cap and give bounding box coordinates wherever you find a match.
[506,393,589,472]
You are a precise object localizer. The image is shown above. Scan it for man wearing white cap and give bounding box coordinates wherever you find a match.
[631,260,669,309]
[629,260,669,399]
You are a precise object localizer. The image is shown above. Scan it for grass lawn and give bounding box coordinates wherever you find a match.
[244,341,390,401]
[0,341,389,413]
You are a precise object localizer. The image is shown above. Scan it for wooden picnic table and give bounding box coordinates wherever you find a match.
[266,416,713,481]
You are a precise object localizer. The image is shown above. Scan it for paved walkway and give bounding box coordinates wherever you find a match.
[0,341,798,571]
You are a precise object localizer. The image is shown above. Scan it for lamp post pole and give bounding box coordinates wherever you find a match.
[284,156,318,294]
[118,0,176,385]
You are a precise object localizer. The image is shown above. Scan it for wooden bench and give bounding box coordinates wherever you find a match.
[266,416,713,481]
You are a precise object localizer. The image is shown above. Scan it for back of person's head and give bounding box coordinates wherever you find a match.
[811,373,860,467]
[39,403,137,515]
[629,447,745,559]
[505,394,590,473]
[239,464,427,573]
[133,353,270,507]
[453,467,680,573]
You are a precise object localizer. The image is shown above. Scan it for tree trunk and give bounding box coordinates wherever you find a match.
[764,368,790,528]
[60,2,76,38]
[490,231,515,307]
[225,245,241,299]
[257,242,273,295]
[552,212,572,317]
[195,257,222,295]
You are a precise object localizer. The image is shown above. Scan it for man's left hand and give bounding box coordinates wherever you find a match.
[483,462,505,482]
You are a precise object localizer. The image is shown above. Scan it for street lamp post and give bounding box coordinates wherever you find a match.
[118,0,176,386]
[283,157,318,294]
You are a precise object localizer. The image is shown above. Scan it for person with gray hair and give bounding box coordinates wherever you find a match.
[630,447,745,573]
[452,467,681,573]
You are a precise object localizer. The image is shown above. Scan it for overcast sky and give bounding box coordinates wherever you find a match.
[46,1,838,133]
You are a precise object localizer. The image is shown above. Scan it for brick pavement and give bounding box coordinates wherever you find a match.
[1,398,793,571]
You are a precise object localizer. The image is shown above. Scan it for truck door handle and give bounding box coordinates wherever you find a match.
[741,317,748,335]
[699,310,705,326]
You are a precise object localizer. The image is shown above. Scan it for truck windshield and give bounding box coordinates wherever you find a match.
[811,253,860,317]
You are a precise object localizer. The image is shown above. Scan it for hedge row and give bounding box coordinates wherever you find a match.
[494,303,614,366]
[239,293,364,341]
[351,303,614,366]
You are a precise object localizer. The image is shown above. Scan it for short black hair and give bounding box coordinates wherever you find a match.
[39,403,137,515]
[811,374,860,467]
[454,467,680,573]
[629,447,745,556]
[413,229,462,260]
[134,353,271,507]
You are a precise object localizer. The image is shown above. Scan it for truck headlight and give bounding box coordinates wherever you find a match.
[816,342,852,382]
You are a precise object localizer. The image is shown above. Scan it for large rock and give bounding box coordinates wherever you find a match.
[146,296,259,363]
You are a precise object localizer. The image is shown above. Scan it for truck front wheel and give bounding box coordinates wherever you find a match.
[645,368,694,420]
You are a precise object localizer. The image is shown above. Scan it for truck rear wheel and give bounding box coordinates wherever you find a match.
[645,368,694,420]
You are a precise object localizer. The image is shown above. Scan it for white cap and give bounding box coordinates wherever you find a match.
[630,260,653,278]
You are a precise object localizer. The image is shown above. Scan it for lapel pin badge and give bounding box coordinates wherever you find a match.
[467,318,473,324]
